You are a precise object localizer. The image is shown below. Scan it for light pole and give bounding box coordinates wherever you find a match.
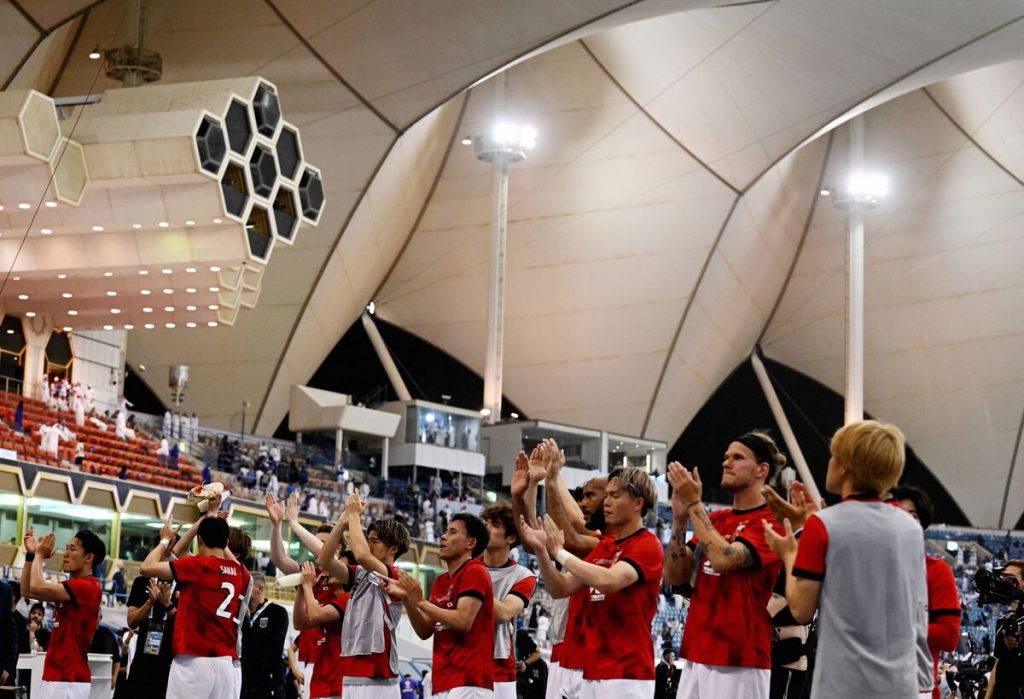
[826,118,888,425]
[467,72,537,425]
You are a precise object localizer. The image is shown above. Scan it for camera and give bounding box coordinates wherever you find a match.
[974,568,1024,606]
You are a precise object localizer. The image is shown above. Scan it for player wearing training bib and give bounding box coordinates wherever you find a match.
[21,527,106,699]
[481,504,537,699]
[522,467,662,699]
[316,492,411,698]
[142,515,253,699]
[391,513,495,699]
[266,492,338,699]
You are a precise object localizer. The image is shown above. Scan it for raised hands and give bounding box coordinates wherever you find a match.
[511,451,531,498]
[667,462,702,517]
[527,444,547,482]
[541,515,565,558]
[265,492,285,526]
[344,491,367,519]
[761,482,822,531]
[285,492,300,523]
[542,438,565,478]
[23,527,38,555]
[160,514,181,546]
[300,561,317,587]
[36,533,57,560]
[518,515,549,556]
[386,569,423,603]
[762,517,797,562]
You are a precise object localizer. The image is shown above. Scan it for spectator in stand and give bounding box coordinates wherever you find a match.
[13,400,23,434]
[163,410,172,437]
[157,438,170,466]
[169,442,180,471]
[0,581,16,687]
[19,600,51,654]
[203,463,213,485]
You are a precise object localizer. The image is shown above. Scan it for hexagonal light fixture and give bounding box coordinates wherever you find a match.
[195,114,227,176]
[245,203,274,262]
[224,98,253,156]
[275,123,302,181]
[248,143,277,200]
[220,161,249,219]
[272,186,300,243]
[50,137,90,206]
[297,165,324,225]
[18,90,61,162]
[252,82,281,139]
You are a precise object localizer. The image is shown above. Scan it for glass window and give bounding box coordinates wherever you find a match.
[286,523,322,567]
[0,493,20,546]
[409,407,481,451]
[118,512,164,561]
[25,497,113,558]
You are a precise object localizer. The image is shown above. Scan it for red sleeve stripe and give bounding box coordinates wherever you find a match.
[791,567,824,581]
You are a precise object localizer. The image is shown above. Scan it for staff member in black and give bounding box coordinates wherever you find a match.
[241,572,289,699]
[126,575,176,696]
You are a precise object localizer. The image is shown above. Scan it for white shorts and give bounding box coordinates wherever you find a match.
[167,655,242,699]
[37,682,90,699]
[493,680,517,699]
[580,679,656,699]
[561,668,584,699]
[432,688,494,699]
[301,663,314,699]
[675,662,770,699]
[343,682,400,698]
[545,662,562,699]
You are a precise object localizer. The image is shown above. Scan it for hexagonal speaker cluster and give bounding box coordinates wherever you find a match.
[252,82,281,139]
[195,115,227,175]
[248,143,277,200]
[298,165,325,225]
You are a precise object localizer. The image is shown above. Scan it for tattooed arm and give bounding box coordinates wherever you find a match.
[668,462,754,575]
[663,517,695,585]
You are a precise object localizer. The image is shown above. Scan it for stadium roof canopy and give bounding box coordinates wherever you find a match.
[4,0,1024,527]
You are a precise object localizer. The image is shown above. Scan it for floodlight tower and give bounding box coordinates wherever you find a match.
[468,72,536,425]
[827,117,888,425]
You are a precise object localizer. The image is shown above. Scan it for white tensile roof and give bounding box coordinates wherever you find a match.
[3,0,1024,526]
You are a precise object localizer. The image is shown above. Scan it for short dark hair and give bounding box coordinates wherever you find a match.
[315,523,334,535]
[29,601,44,615]
[890,484,934,530]
[368,519,410,559]
[451,513,489,558]
[480,504,519,548]
[75,530,106,573]
[197,517,229,549]
[228,527,252,561]
[1005,559,1024,573]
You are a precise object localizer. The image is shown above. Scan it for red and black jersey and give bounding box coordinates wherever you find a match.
[299,571,336,663]
[926,554,961,699]
[169,555,252,659]
[557,588,588,670]
[42,576,101,683]
[579,528,663,680]
[429,558,494,693]
[679,504,783,670]
[309,591,348,699]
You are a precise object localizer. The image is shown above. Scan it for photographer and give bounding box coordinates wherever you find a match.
[985,560,1024,699]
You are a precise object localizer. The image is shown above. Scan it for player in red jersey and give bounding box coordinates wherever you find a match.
[664,431,787,699]
[21,527,105,699]
[315,493,410,698]
[524,440,606,699]
[481,504,537,699]
[891,485,962,699]
[267,493,339,699]
[520,466,662,699]
[141,514,253,699]
[294,562,348,699]
[390,513,494,699]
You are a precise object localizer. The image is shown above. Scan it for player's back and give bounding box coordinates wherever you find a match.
[170,554,252,658]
